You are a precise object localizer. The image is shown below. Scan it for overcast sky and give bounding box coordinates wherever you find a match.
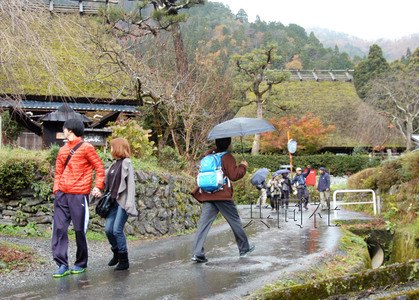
[210,0,419,40]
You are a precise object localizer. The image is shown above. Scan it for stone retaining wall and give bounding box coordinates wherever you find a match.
[0,171,201,237]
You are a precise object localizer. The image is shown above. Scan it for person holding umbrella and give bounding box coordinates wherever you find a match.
[279,172,293,209]
[191,137,255,262]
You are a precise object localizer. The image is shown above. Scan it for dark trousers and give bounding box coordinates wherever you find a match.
[270,195,280,210]
[51,191,89,268]
[192,201,250,257]
[281,190,290,207]
[297,187,309,208]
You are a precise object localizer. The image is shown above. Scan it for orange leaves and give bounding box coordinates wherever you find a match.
[261,113,335,154]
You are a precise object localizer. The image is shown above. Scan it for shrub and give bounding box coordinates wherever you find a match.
[234,153,380,176]
[0,149,50,198]
[158,146,187,171]
[376,159,402,192]
[347,168,377,189]
[108,119,156,159]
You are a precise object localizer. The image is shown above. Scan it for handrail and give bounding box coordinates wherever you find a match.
[333,189,378,215]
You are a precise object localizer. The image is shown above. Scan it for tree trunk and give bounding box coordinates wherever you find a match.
[251,97,263,155]
[405,117,413,151]
[171,23,188,78]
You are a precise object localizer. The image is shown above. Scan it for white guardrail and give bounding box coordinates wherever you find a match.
[333,189,379,216]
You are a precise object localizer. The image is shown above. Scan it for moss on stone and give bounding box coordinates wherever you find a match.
[258,261,418,300]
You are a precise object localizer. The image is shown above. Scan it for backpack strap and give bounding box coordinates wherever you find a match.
[63,141,84,171]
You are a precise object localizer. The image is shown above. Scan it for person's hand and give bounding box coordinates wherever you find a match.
[91,187,102,198]
[241,160,248,167]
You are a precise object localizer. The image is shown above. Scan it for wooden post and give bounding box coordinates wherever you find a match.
[79,0,84,14]
[0,115,3,148]
[287,131,293,173]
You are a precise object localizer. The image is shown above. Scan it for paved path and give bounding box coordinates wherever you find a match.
[1,204,350,300]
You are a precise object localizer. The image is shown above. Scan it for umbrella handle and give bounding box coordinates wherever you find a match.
[240,136,245,160]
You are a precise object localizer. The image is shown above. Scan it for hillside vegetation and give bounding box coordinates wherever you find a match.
[0,9,133,99]
[236,81,401,147]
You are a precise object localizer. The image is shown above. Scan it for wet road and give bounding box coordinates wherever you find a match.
[1,204,348,300]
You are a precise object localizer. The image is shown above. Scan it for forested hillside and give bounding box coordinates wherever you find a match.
[182,2,353,70]
[308,27,419,61]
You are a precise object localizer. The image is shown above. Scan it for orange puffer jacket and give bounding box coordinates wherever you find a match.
[53,137,105,195]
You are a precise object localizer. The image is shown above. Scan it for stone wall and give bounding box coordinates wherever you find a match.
[0,170,201,237]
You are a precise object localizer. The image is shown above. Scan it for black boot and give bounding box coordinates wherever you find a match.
[114,252,129,271]
[108,248,118,266]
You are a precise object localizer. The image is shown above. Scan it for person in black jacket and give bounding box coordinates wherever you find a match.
[280,172,293,209]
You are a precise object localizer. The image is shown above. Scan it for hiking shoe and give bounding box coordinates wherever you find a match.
[240,244,256,257]
[191,255,208,263]
[53,265,70,278]
[70,265,86,274]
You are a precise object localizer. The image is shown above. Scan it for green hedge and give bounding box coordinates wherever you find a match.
[0,148,51,199]
[234,153,380,176]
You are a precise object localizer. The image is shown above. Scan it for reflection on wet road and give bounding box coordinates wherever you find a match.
[1,204,348,300]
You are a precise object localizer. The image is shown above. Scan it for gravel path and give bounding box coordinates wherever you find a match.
[0,235,135,291]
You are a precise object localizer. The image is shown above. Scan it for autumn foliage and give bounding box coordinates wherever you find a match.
[261,113,336,154]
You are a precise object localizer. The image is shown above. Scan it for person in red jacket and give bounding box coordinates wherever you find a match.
[191,137,255,263]
[51,118,105,278]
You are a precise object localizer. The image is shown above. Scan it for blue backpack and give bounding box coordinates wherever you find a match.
[197,152,228,193]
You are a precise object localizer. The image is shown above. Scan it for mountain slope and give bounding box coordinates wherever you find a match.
[307,27,419,61]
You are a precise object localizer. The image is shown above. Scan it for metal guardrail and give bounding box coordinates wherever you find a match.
[333,189,379,216]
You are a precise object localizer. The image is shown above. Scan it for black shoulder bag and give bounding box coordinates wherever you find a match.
[63,141,84,171]
[95,163,119,218]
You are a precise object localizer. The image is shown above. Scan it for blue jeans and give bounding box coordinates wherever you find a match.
[105,204,128,253]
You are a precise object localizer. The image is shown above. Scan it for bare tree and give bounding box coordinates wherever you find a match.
[367,66,419,151]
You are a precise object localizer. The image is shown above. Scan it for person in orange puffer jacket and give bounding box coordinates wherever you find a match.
[51,118,105,278]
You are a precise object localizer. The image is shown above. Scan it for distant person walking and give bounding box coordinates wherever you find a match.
[317,167,331,210]
[104,138,138,271]
[267,176,281,210]
[51,118,105,278]
[256,181,268,208]
[191,137,255,263]
[291,165,311,210]
[279,172,293,209]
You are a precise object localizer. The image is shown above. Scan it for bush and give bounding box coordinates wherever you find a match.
[0,149,51,198]
[376,159,402,192]
[347,168,377,189]
[158,146,187,171]
[234,153,380,176]
[108,119,156,159]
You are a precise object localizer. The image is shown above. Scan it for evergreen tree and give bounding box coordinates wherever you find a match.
[236,8,248,23]
[354,44,390,99]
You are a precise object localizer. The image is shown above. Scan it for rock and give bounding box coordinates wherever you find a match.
[2,210,16,216]
[145,198,155,209]
[27,215,52,224]
[6,200,21,207]
[0,218,14,225]
[24,198,44,206]
[154,220,168,235]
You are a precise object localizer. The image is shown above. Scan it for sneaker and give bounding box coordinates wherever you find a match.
[240,244,256,257]
[191,255,208,263]
[70,265,86,274]
[53,265,70,278]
